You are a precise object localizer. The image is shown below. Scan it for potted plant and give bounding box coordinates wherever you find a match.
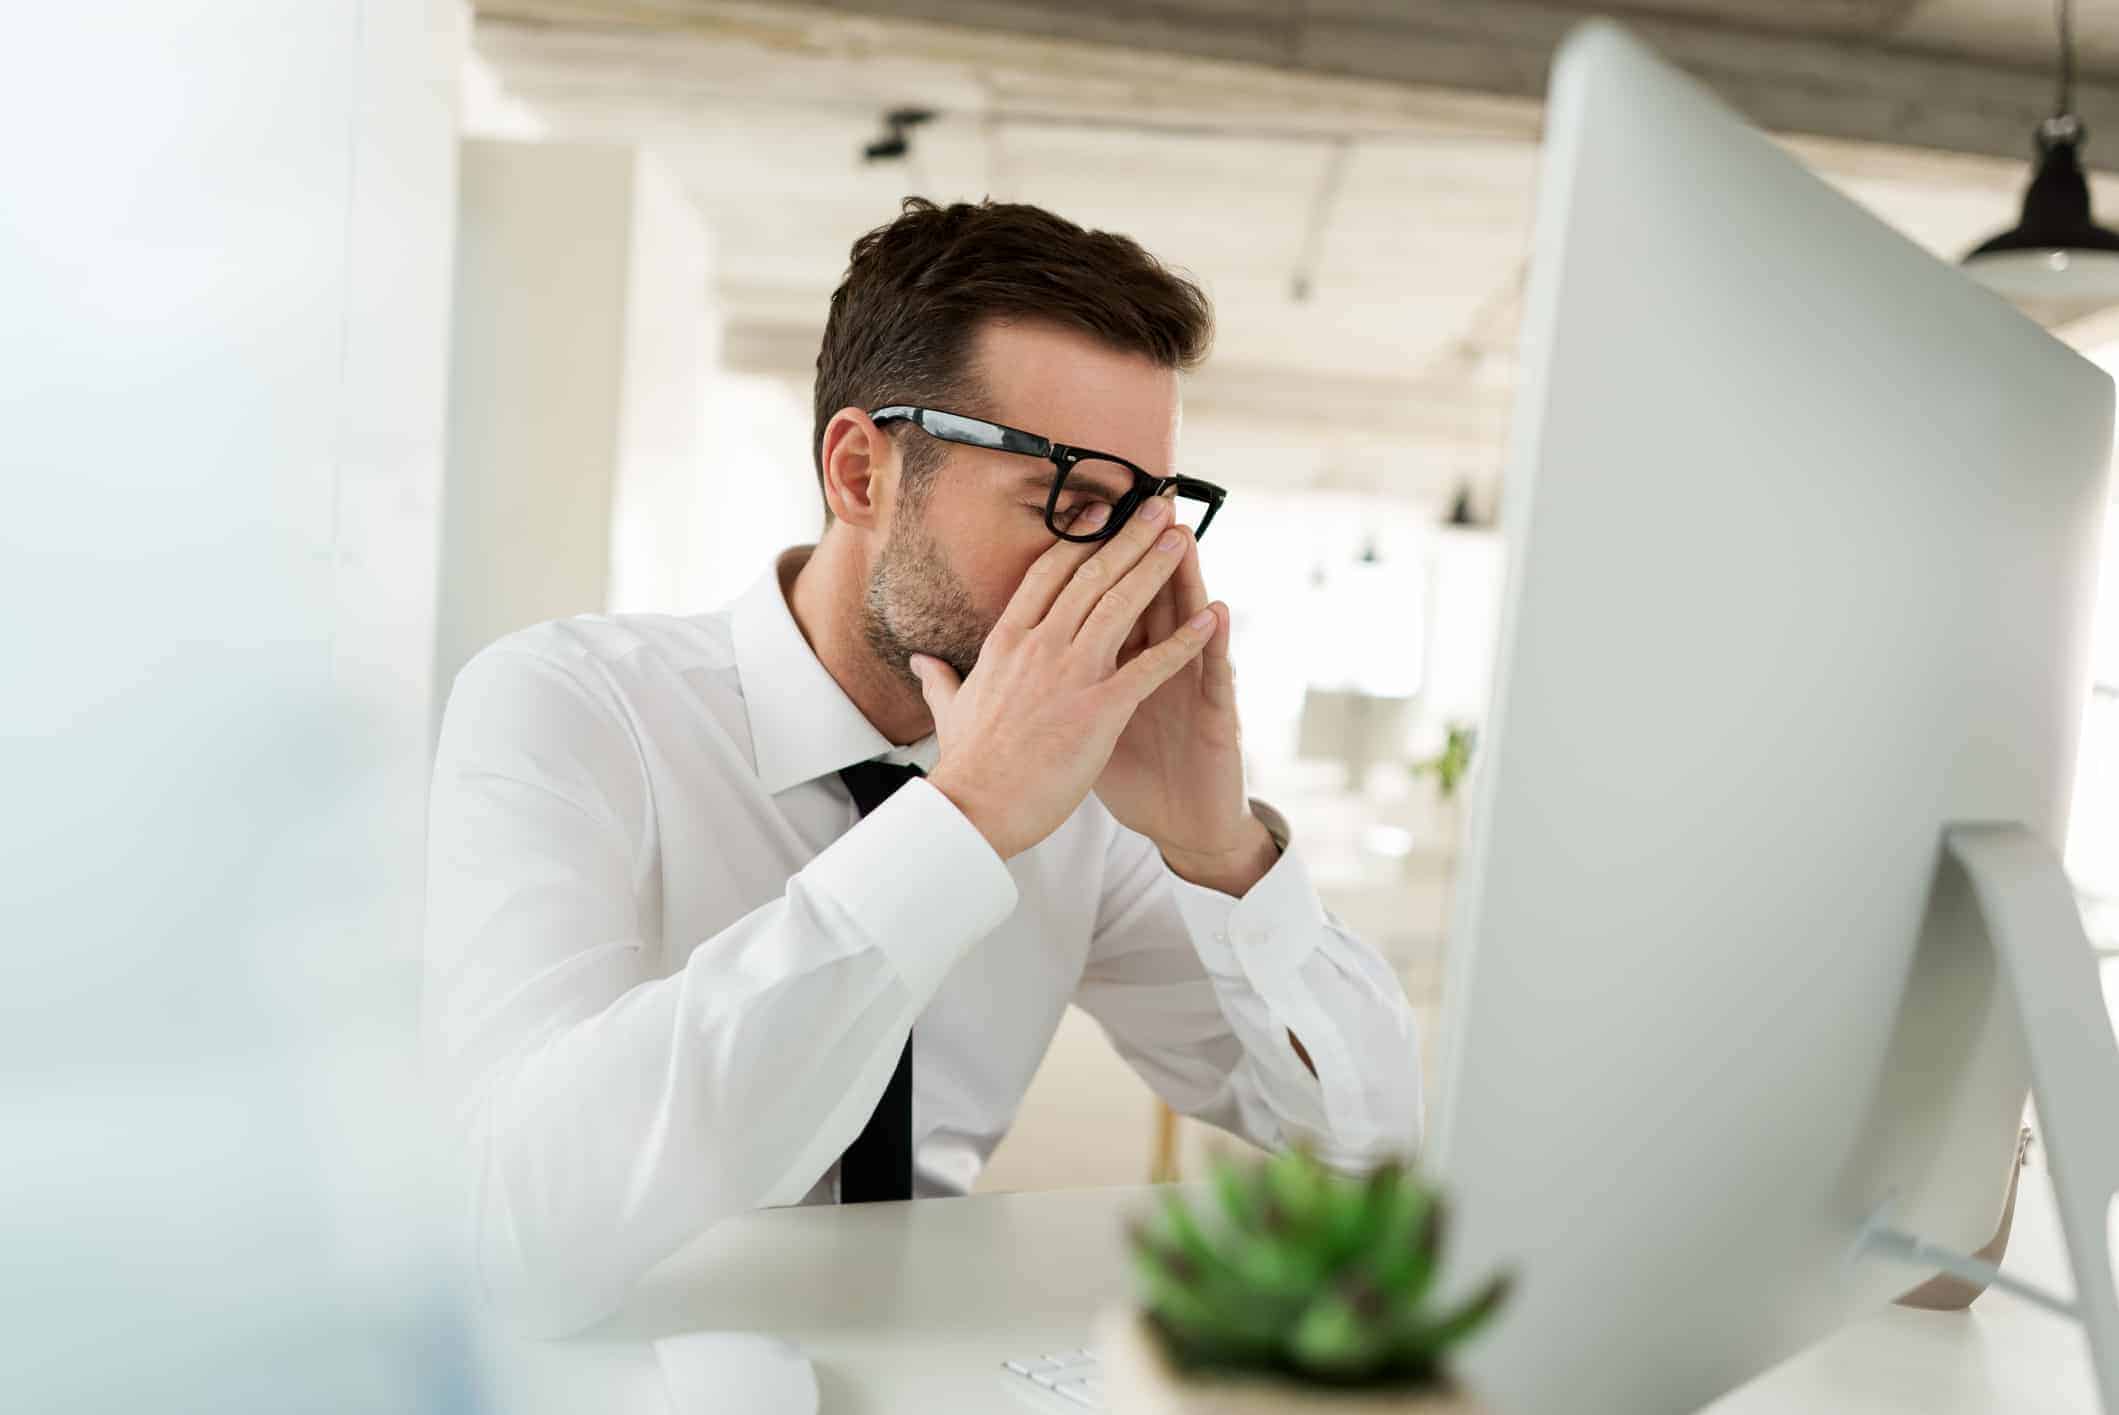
[1099,1147,1511,1412]
[1408,722,1477,943]
[1410,722,1478,806]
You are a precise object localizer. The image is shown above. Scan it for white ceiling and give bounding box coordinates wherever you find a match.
[466,1,2119,506]
[1789,0,2119,68]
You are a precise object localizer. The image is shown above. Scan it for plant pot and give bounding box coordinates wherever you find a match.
[1093,1307,1487,1415]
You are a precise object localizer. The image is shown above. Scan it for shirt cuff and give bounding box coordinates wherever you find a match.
[1168,798,1326,983]
[801,777,1020,1001]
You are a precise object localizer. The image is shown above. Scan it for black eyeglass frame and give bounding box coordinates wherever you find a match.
[868,404,1227,543]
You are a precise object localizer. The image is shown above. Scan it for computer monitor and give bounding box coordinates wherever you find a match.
[1432,22,2115,1415]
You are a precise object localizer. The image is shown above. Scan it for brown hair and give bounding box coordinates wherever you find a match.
[811,197,1214,518]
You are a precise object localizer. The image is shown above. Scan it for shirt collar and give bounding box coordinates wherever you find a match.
[729,546,941,797]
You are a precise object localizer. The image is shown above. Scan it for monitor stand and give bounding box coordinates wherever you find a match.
[1857,824,2119,1410]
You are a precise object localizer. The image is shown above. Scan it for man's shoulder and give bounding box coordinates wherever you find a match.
[470,608,738,686]
[439,608,746,773]
[443,610,744,744]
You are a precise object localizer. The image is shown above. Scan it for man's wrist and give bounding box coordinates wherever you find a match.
[925,766,1020,860]
[1159,813,1281,896]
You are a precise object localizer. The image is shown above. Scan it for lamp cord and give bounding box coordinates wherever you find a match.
[2057,0,2076,119]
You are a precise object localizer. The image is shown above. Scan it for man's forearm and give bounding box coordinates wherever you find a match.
[435,781,1019,1335]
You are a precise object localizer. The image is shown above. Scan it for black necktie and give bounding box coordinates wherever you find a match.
[835,758,926,1203]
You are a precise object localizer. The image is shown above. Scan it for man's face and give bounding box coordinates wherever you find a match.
[861,319,1180,685]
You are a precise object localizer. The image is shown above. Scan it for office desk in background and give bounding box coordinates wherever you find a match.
[477,1154,2100,1414]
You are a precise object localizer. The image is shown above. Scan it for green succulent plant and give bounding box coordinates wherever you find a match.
[1127,1147,1511,1388]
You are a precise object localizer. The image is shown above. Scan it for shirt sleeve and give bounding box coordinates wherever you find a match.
[1069,799,1423,1171]
[421,642,1018,1336]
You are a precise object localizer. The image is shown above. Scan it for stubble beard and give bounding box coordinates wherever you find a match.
[859,505,995,688]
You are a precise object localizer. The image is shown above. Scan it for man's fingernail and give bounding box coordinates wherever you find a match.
[1189,608,1216,631]
[1075,503,1110,529]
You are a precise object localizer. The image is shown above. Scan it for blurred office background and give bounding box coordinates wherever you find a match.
[5,1,2118,1406]
[444,0,2119,1189]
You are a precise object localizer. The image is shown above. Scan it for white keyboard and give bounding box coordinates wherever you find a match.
[998,1347,1107,1412]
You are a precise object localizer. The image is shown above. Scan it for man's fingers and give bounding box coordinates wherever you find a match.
[1170,536,1225,706]
[1078,521,1189,665]
[1170,528,1209,626]
[993,503,1110,640]
[1118,614,1150,669]
[908,652,961,717]
[1199,602,1236,712]
[1141,547,1180,652]
[1107,607,1216,707]
[1044,494,1173,641]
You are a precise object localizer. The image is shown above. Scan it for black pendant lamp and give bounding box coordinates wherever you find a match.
[1963,0,2119,326]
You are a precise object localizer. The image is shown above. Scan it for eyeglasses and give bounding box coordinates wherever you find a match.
[869,405,1227,543]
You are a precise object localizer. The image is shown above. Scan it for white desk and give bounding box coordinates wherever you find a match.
[479,1153,2102,1414]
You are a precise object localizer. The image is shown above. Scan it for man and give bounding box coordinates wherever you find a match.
[423,197,1422,1335]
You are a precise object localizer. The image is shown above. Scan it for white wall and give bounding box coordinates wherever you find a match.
[694,369,829,608]
[1,2,469,1406]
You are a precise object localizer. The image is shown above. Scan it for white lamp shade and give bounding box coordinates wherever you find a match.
[1964,246,2119,326]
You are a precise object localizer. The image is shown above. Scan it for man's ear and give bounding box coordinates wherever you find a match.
[819,408,893,531]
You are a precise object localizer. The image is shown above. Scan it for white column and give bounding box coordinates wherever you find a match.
[609,154,718,617]
[435,140,714,696]
[339,0,470,962]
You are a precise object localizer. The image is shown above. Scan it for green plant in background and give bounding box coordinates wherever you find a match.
[1127,1147,1512,1388]
[1411,723,1478,801]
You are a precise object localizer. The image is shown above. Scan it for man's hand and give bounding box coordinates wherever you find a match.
[1099,512,1276,897]
[910,496,1219,860]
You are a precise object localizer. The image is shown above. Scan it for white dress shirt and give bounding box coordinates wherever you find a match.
[423,546,1422,1334]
